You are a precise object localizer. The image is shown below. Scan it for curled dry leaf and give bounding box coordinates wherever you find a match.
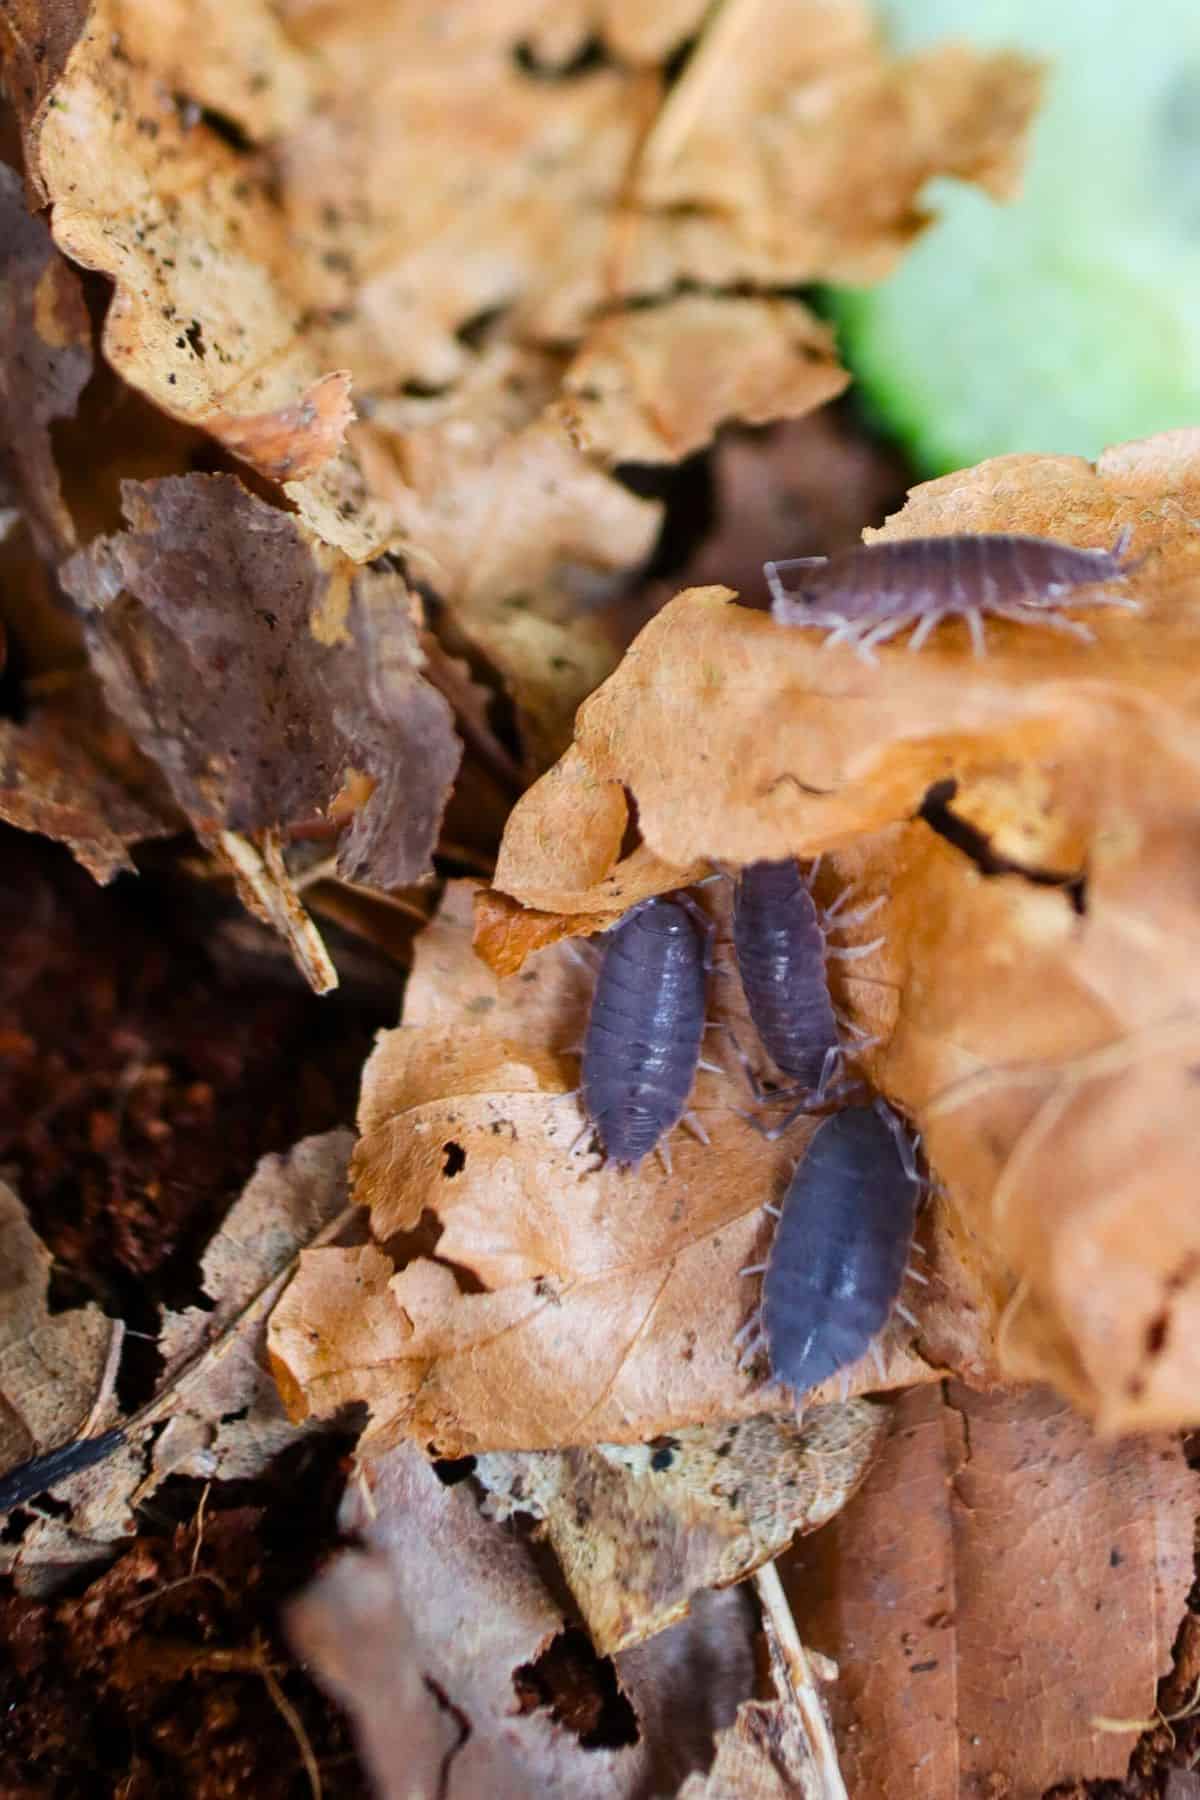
[8,0,1035,599]
[268,882,985,1453]
[0,161,92,558]
[559,296,848,467]
[0,1131,360,1596]
[61,473,461,894]
[476,1402,888,1655]
[289,1438,756,1800]
[489,428,1200,1429]
[788,1383,1199,1797]
[354,344,659,765]
[17,0,380,554]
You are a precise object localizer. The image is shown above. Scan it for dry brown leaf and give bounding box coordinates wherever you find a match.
[277,0,1035,364]
[0,681,177,882]
[628,0,1040,292]
[486,429,1200,1428]
[476,1402,888,1654]
[0,161,91,558]
[149,1129,359,1486]
[17,0,382,554]
[678,1693,830,1800]
[0,1178,116,1477]
[560,296,848,467]
[0,1131,360,1595]
[353,345,659,764]
[269,881,985,1452]
[495,436,1200,879]
[290,1438,757,1800]
[788,1383,1199,1797]
[61,474,461,894]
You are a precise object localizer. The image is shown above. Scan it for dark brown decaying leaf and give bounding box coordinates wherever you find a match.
[0,1178,116,1475]
[1,1132,360,1596]
[0,0,90,163]
[0,682,177,882]
[268,881,989,1452]
[788,1383,1199,1798]
[61,473,461,891]
[0,160,92,558]
[290,1439,756,1800]
[476,1402,888,1654]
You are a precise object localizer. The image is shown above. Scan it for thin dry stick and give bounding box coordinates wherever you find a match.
[81,1318,125,1439]
[256,1641,323,1800]
[754,1560,849,1800]
[219,829,339,995]
[639,0,761,173]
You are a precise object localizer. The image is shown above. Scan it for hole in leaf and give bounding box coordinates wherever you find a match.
[512,36,607,80]
[442,1141,467,1178]
[513,1627,639,1750]
[432,1455,477,1486]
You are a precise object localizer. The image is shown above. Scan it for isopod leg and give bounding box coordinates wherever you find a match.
[860,611,919,654]
[674,890,718,972]
[826,935,885,962]
[682,1111,711,1146]
[965,607,986,660]
[990,602,1094,642]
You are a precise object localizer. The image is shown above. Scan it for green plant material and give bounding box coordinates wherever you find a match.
[829,0,1200,472]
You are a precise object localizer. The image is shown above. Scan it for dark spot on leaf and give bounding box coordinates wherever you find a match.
[442,1141,466,1178]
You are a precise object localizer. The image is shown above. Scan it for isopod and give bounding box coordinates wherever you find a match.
[736,1102,921,1393]
[765,527,1139,660]
[581,894,711,1169]
[732,857,880,1110]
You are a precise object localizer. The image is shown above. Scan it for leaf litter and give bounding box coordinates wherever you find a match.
[268,879,981,1452]
[8,0,1038,769]
[2,0,1196,1790]
[0,1130,359,1596]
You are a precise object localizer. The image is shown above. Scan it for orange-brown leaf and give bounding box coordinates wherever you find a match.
[268,882,990,1452]
[788,1384,1198,1796]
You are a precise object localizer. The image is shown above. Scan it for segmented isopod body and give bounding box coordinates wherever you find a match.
[765,527,1138,660]
[582,896,709,1168]
[733,858,839,1093]
[752,1103,920,1392]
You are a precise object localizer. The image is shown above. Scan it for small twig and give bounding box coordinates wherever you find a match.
[218,829,339,995]
[638,0,760,173]
[190,1481,212,1579]
[81,1319,126,1439]
[254,1635,323,1800]
[754,1560,849,1800]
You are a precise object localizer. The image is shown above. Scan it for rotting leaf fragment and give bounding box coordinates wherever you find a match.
[0,1132,361,1597]
[0,162,92,559]
[61,474,461,896]
[476,1402,888,1654]
[289,1439,757,1799]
